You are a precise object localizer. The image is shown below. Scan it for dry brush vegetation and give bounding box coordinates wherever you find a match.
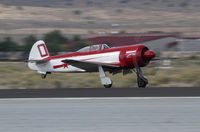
[0,57,200,89]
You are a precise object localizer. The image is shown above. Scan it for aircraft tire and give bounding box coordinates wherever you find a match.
[104,84,112,88]
[137,77,147,88]
[41,74,47,79]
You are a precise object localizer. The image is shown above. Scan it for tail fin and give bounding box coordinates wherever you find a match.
[28,40,50,61]
[28,40,50,71]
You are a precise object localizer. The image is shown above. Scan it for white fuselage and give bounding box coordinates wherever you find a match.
[29,51,120,73]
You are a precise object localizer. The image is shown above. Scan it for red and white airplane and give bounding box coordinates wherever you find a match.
[28,40,156,88]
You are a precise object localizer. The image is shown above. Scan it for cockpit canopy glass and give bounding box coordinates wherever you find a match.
[77,44,110,52]
[76,46,90,52]
[90,45,100,51]
[102,44,110,49]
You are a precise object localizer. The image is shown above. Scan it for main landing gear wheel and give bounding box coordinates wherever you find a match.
[137,76,148,88]
[136,67,148,88]
[104,84,112,88]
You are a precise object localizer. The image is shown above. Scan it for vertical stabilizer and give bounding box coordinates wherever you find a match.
[28,40,50,61]
[28,40,50,71]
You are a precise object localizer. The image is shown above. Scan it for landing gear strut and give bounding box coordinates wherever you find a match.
[40,72,51,79]
[135,67,148,88]
[98,65,112,88]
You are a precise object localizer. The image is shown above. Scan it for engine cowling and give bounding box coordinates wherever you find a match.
[119,45,155,68]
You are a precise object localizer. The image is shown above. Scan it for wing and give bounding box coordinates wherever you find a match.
[62,59,120,72]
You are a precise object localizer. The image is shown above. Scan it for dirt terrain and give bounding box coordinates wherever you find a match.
[0,0,200,39]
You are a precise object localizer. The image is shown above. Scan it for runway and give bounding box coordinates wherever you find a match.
[0,87,200,98]
[0,97,200,132]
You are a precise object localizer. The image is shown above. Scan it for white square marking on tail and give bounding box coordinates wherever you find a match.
[40,46,46,54]
[38,44,48,57]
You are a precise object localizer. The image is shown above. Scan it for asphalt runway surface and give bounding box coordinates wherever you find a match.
[0,87,200,98]
[0,97,200,132]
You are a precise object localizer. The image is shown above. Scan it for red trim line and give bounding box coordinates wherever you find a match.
[53,63,68,69]
[37,44,49,58]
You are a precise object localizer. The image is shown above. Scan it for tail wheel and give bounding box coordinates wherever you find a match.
[41,74,47,79]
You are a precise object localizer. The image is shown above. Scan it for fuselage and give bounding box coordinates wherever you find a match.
[34,44,155,73]
[28,40,156,88]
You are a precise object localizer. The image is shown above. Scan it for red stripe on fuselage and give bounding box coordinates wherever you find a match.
[53,63,68,69]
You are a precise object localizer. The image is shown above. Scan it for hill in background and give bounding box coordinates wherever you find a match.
[0,0,200,41]
[1,0,200,12]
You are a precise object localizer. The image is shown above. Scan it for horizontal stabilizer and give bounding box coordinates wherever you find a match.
[27,59,49,64]
[0,59,26,62]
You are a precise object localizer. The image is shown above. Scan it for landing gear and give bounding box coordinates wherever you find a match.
[135,67,148,88]
[40,72,51,79]
[137,76,148,88]
[104,84,112,88]
[41,74,47,79]
[98,65,112,88]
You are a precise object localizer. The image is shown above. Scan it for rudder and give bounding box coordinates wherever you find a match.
[28,40,50,71]
[28,40,50,60]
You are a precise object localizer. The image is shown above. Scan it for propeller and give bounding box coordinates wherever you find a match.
[133,48,156,88]
[119,46,156,88]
